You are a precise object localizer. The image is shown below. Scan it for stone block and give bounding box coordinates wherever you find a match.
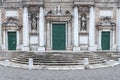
[22,46,29,51]
[73,47,80,51]
[28,58,33,70]
[38,47,45,51]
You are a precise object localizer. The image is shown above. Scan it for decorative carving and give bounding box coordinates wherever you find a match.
[65,10,71,15]
[79,6,89,12]
[96,17,116,30]
[81,14,87,31]
[55,5,62,15]
[97,17,115,26]
[46,5,72,16]
[47,10,52,15]
[2,17,19,26]
[29,5,39,13]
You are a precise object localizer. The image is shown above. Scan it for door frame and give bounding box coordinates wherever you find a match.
[51,22,68,50]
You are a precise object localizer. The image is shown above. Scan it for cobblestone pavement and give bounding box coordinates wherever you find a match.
[0,65,120,80]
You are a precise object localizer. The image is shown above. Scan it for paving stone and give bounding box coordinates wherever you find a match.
[0,65,120,80]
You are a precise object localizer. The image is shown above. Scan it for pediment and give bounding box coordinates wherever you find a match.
[2,17,20,27]
[96,17,116,30]
[46,5,72,16]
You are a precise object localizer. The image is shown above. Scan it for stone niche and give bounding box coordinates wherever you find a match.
[78,6,89,50]
[28,5,39,50]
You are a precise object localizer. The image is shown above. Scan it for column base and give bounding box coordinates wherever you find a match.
[38,47,45,51]
[73,47,80,51]
[46,47,52,51]
[22,46,29,51]
[111,45,117,50]
[0,45,5,50]
[89,46,97,51]
[117,46,120,51]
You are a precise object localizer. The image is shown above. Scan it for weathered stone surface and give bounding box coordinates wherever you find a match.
[0,0,119,51]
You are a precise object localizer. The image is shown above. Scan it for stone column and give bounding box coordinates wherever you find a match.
[16,31,19,49]
[67,21,72,48]
[46,22,51,50]
[112,30,115,50]
[0,9,2,49]
[98,30,101,50]
[110,31,112,50]
[22,6,29,51]
[117,8,120,51]
[73,6,80,51]
[3,31,6,49]
[38,7,45,51]
[88,6,97,51]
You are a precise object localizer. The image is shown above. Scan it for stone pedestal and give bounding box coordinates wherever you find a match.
[73,47,80,51]
[28,58,33,70]
[30,33,38,51]
[38,47,45,51]
[22,47,29,51]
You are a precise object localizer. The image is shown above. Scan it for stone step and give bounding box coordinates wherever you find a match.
[11,58,104,61]
[11,52,106,65]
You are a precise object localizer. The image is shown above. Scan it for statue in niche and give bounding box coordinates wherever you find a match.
[31,14,37,32]
[81,14,87,31]
[56,5,62,15]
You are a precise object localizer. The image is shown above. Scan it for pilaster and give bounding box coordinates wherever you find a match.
[117,7,120,51]
[22,6,29,51]
[73,6,80,51]
[0,9,2,49]
[88,6,97,51]
[38,7,45,51]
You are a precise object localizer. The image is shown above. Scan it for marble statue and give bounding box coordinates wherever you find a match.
[81,14,87,31]
[31,15,37,31]
[56,5,62,15]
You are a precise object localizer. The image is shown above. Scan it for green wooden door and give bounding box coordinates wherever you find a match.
[8,32,17,50]
[101,32,110,50]
[52,24,66,50]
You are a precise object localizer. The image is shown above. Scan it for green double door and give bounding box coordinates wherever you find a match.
[101,32,110,50]
[52,24,66,50]
[8,32,17,50]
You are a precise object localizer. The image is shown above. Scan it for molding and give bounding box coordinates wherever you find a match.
[45,15,72,22]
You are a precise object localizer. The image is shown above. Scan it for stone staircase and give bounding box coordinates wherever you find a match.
[11,52,107,65]
[111,52,120,60]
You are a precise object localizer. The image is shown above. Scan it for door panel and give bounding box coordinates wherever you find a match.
[52,24,66,50]
[8,32,17,50]
[101,32,110,50]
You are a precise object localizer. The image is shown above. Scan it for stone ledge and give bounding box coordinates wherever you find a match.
[0,61,117,70]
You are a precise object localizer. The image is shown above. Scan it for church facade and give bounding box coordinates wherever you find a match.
[0,0,120,52]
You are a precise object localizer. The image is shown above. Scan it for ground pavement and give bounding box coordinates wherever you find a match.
[0,64,120,80]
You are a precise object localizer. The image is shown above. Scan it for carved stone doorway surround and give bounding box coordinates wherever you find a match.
[96,17,116,51]
[45,15,72,51]
[2,17,22,50]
